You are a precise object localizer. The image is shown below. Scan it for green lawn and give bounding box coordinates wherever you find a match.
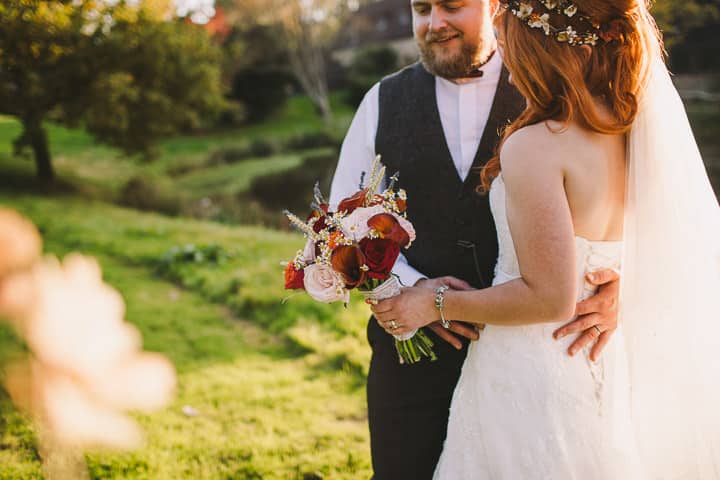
[0,194,372,480]
[0,93,353,200]
[174,151,332,199]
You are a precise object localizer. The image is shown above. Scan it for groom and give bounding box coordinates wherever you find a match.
[329,0,621,478]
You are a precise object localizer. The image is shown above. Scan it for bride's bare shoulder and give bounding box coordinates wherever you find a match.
[500,122,572,173]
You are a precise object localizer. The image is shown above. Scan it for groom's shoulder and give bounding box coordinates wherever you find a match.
[380,62,428,87]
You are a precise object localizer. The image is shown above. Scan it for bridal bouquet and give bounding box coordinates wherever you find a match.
[283,156,436,364]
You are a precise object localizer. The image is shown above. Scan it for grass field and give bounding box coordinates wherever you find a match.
[0,194,372,480]
[0,92,367,480]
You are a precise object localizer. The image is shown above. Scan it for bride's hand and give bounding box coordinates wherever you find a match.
[552,268,620,362]
[415,277,482,348]
[370,286,437,336]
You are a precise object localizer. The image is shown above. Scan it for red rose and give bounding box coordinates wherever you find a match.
[359,237,400,280]
[284,262,305,290]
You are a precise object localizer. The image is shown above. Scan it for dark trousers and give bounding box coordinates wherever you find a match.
[366,316,469,480]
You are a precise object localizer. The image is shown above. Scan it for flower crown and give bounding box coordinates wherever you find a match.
[501,0,625,47]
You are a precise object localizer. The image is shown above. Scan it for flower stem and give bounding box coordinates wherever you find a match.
[394,329,438,364]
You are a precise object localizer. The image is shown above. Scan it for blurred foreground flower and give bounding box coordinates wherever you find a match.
[0,207,176,476]
[0,208,42,313]
[0,209,42,267]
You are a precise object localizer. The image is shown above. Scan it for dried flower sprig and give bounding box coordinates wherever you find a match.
[502,0,621,47]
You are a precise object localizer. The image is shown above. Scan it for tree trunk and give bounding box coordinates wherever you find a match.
[316,94,333,126]
[23,117,54,182]
[285,17,333,127]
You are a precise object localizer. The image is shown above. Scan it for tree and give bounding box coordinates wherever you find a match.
[344,45,400,108]
[225,24,295,123]
[652,0,720,46]
[0,0,225,181]
[227,0,362,125]
[651,0,720,72]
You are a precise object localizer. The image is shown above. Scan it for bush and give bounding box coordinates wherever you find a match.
[344,46,400,108]
[200,133,335,173]
[284,131,338,151]
[203,139,281,170]
[205,146,253,167]
[180,195,281,226]
[158,243,232,273]
[215,99,248,128]
[166,157,218,176]
[231,68,295,123]
[249,151,338,214]
[118,176,185,216]
[249,138,281,157]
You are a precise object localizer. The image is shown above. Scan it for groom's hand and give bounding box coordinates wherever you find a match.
[414,276,472,292]
[415,277,481,350]
[553,269,620,362]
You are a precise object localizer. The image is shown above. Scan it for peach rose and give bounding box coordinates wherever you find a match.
[303,263,349,303]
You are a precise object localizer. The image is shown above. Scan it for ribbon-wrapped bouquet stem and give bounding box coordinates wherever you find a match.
[283,156,436,364]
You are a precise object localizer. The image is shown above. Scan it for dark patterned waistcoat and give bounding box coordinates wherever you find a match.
[376,62,525,288]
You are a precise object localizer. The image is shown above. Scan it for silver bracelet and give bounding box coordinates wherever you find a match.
[435,285,451,329]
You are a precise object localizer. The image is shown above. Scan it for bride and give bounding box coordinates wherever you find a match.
[371,0,720,477]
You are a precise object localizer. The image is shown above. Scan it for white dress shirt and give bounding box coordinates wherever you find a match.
[329,52,503,287]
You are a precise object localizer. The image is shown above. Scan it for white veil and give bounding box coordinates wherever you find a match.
[621,57,720,477]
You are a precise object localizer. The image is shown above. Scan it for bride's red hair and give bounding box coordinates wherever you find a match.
[479,0,663,192]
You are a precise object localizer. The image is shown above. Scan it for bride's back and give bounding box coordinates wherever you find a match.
[481,0,662,244]
[546,115,626,242]
[500,114,627,242]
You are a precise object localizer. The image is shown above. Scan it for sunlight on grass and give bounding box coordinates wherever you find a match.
[175,154,305,197]
[0,196,372,479]
[0,92,352,198]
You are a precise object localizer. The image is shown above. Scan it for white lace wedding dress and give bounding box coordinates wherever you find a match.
[434,60,720,478]
[433,175,645,479]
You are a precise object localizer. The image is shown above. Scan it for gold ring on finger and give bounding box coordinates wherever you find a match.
[389,320,398,330]
[593,325,601,334]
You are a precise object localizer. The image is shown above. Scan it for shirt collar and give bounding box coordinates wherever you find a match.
[436,50,503,88]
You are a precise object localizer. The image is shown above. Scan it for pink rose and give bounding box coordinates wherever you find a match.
[340,205,416,246]
[340,205,385,241]
[303,264,349,303]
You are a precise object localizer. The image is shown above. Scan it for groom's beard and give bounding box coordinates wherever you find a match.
[417,28,484,79]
